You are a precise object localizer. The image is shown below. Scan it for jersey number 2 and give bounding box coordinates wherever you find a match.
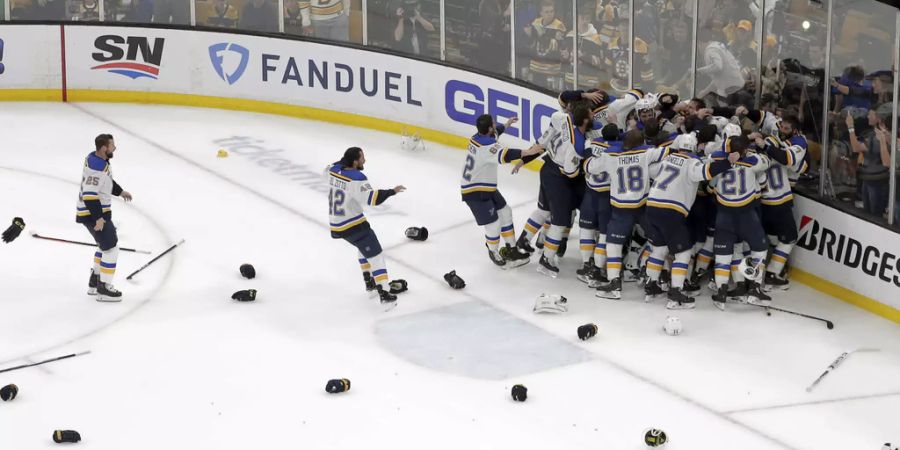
[462,154,476,181]
[329,189,346,216]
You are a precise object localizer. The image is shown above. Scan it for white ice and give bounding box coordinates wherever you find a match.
[1,103,899,450]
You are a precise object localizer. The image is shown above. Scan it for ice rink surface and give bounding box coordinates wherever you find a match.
[1,103,899,449]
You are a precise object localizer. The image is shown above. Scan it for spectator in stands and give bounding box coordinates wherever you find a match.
[846,105,892,217]
[23,0,66,19]
[240,0,277,33]
[729,19,757,70]
[119,0,155,22]
[208,0,239,27]
[78,0,101,21]
[304,0,351,42]
[393,0,435,56]
[523,0,566,90]
[831,66,873,114]
[152,0,189,23]
[283,0,309,35]
[695,32,745,106]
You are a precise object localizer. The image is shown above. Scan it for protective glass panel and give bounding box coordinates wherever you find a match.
[573,0,630,92]
[366,0,440,58]
[515,0,574,91]
[444,0,511,77]
[826,0,896,223]
[693,0,758,107]
[196,0,279,33]
[10,0,98,20]
[634,0,692,98]
[284,0,363,44]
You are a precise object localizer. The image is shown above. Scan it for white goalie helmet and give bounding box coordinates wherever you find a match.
[673,133,698,152]
[635,93,659,113]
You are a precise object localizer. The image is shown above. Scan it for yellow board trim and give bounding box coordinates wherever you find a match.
[791,268,900,325]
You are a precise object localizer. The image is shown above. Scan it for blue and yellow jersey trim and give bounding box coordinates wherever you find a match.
[497,147,510,163]
[461,182,498,194]
[625,89,643,101]
[716,190,757,208]
[611,195,648,209]
[646,198,689,216]
[330,213,367,232]
[81,191,99,201]
[761,191,794,206]
[329,171,352,182]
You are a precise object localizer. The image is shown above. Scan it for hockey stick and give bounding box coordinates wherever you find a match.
[748,303,834,329]
[0,351,91,374]
[806,348,879,392]
[31,232,151,254]
[126,239,185,280]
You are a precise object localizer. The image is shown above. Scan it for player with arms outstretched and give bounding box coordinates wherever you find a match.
[327,147,407,308]
[461,114,542,268]
[77,134,133,302]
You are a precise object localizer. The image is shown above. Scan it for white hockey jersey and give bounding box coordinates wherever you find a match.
[538,111,587,178]
[587,89,644,138]
[583,139,616,192]
[646,151,730,216]
[460,131,522,200]
[760,134,808,206]
[76,153,115,222]
[326,163,394,237]
[708,149,769,209]
[584,143,670,208]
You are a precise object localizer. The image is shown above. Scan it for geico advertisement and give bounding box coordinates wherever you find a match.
[793,196,900,309]
[0,25,62,89]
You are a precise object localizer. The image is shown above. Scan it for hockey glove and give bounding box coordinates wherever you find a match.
[53,430,82,443]
[511,384,527,402]
[231,289,257,302]
[389,279,408,294]
[577,323,598,341]
[239,263,256,279]
[404,226,428,241]
[0,384,17,401]
[325,378,351,393]
[2,217,25,243]
[443,270,466,289]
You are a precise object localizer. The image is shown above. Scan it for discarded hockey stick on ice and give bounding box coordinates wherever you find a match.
[31,232,151,254]
[806,348,880,392]
[748,303,834,329]
[126,239,185,280]
[0,351,91,374]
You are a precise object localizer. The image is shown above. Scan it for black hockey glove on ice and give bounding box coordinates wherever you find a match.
[2,217,25,243]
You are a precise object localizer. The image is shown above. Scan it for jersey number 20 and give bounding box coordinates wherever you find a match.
[329,189,346,216]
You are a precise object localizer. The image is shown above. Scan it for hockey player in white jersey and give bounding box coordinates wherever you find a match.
[462,114,543,268]
[575,123,619,286]
[76,134,133,302]
[328,147,407,307]
[584,129,671,299]
[643,133,738,308]
[753,115,809,290]
[535,104,593,278]
[708,135,772,309]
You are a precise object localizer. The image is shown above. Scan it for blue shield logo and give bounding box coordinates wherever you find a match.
[209,43,249,85]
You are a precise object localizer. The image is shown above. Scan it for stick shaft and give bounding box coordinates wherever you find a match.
[126,239,185,280]
[806,352,848,392]
[749,303,834,328]
[0,351,91,374]
[32,233,150,254]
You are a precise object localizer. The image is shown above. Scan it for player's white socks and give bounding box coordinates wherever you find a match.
[92,250,102,276]
[498,206,516,247]
[579,228,596,263]
[714,254,731,287]
[542,225,565,260]
[671,250,692,289]
[606,243,623,280]
[639,244,652,269]
[358,253,372,274]
[767,242,793,275]
[99,246,119,284]
[368,253,390,289]
[594,233,608,269]
[522,209,550,242]
[646,245,667,281]
[731,245,746,283]
[484,220,501,253]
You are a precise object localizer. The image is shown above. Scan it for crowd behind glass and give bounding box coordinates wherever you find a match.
[3,0,898,228]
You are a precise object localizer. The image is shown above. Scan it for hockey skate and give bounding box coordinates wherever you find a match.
[377,286,398,310]
[682,278,701,295]
[666,288,696,310]
[587,267,609,288]
[499,244,530,268]
[487,245,507,268]
[644,279,665,302]
[659,270,671,291]
[745,281,772,307]
[557,238,568,257]
[595,277,622,299]
[537,255,559,278]
[96,282,122,303]
[711,285,728,311]
[516,231,535,254]
[727,281,749,303]
[87,271,99,296]
[576,259,595,284]
[763,272,790,292]
[363,272,377,292]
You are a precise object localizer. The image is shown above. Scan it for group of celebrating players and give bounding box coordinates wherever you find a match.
[460,87,809,311]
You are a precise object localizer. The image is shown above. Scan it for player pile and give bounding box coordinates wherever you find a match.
[459,89,808,311]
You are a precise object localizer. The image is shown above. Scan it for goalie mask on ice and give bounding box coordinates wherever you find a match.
[533,294,568,314]
[737,257,765,283]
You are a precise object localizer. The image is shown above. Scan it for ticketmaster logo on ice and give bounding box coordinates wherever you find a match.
[212,136,403,217]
